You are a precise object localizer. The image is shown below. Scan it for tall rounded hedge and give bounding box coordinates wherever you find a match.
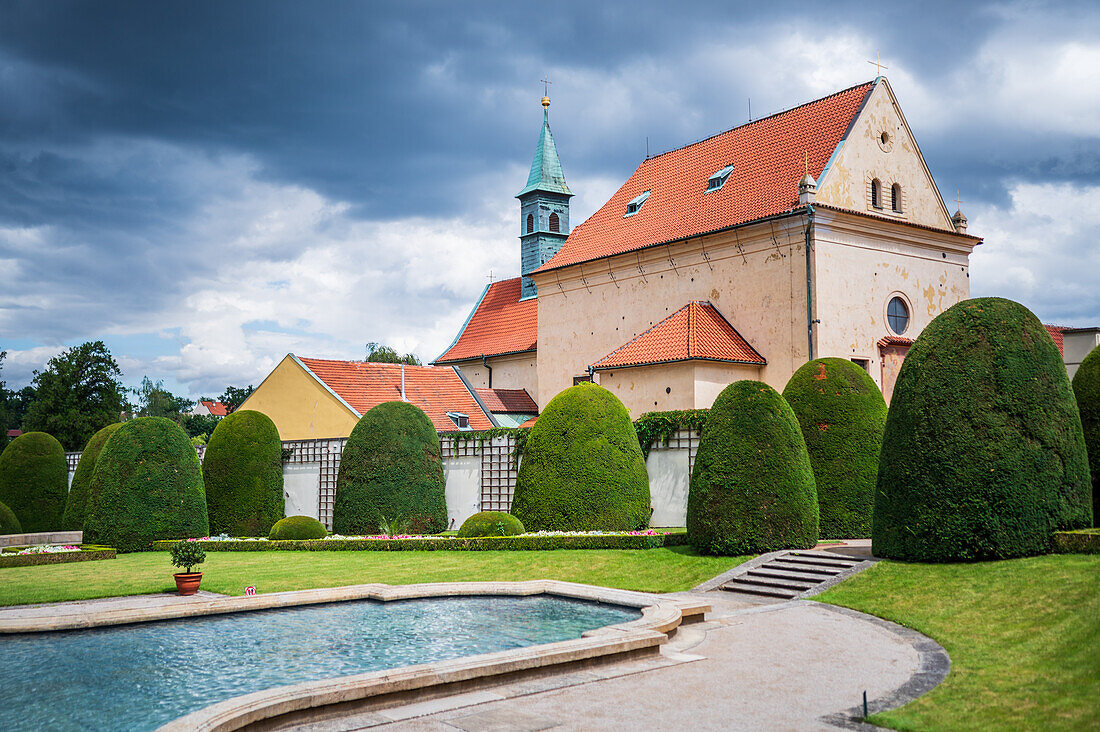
[511,383,650,532]
[783,358,887,539]
[874,298,1092,561]
[0,432,68,533]
[1072,344,1100,525]
[203,410,284,537]
[687,381,819,555]
[0,499,21,535]
[62,423,122,531]
[333,401,447,535]
[83,417,209,552]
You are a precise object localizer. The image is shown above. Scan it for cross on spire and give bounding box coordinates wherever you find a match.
[868,51,888,77]
[953,190,965,210]
[541,75,551,96]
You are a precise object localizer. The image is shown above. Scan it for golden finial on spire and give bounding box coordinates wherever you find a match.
[541,75,552,108]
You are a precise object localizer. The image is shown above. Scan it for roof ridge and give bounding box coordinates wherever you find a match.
[642,80,876,162]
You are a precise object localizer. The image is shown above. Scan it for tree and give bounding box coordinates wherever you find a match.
[365,342,422,366]
[133,376,192,420]
[0,353,34,450]
[219,385,255,413]
[22,341,127,451]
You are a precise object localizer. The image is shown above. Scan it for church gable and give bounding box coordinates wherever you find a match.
[814,78,954,231]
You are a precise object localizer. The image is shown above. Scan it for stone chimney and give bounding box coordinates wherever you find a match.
[798,172,817,205]
[952,209,968,234]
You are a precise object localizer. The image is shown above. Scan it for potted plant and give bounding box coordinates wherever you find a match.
[170,541,207,596]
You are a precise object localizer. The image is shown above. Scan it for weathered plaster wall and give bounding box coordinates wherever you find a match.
[451,352,540,406]
[692,362,764,406]
[597,363,698,416]
[238,356,359,440]
[815,81,954,231]
[532,217,809,417]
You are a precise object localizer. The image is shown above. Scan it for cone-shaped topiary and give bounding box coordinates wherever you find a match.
[687,381,819,555]
[84,417,209,552]
[0,431,68,533]
[0,499,21,535]
[202,410,284,537]
[783,358,887,539]
[333,401,447,535]
[62,423,122,531]
[269,515,327,540]
[1071,344,1100,526]
[512,383,650,532]
[874,298,1092,561]
[457,511,525,538]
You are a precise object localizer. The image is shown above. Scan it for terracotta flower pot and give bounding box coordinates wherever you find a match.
[173,572,203,596]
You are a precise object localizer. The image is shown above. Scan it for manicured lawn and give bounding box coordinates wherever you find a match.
[816,554,1100,731]
[0,546,744,606]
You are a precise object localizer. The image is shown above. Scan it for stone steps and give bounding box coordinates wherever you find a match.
[719,550,868,600]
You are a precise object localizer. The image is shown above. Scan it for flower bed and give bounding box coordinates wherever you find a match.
[1053,529,1100,554]
[150,530,689,552]
[0,544,117,568]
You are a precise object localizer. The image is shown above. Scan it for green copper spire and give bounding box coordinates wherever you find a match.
[516,104,572,198]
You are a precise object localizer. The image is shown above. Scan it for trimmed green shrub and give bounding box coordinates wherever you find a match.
[0,499,21,535]
[83,417,209,552]
[457,511,525,538]
[783,358,887,539]
[203,410,284,537]
[687,380,819,555]
[62,423,122,531]
[1071,344,1100,525]
[269,515,327,540]
[1053,529,1100,554]
[512,383,651,532]
[0,545,115,568]
[333,401,447,535]
[0,432,68,533]
[874,298,1092,562]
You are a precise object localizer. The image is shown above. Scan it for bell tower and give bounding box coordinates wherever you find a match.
[517,92,572,299]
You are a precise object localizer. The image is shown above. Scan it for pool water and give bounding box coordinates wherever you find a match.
[2,595,638,731]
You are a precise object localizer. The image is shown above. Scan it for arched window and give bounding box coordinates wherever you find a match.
[549,212,560,233]
[891,184,902,213]
[871,178,881,209]
[526,214,534,233]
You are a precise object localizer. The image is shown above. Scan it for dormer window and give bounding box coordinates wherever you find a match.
[705,165,735,192]
[526,214,534,233]
[549,212,560,232]
[446,412,470,430]
[624,190,651,217]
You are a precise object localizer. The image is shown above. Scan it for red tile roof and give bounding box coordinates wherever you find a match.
[877,335,914,348]
[1044,325,1065,356]
[199,400,229,417]
[434,277,538,363]
[295,357,494,431]
[537,82,876,273]
[474,388,539,414]
[591,301,765,370]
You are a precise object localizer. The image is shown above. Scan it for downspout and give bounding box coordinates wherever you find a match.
[481,355,493,388]
[400,364,407,402]
[805,205,815,361]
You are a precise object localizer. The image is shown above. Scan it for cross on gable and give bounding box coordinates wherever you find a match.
[868,51,888,76]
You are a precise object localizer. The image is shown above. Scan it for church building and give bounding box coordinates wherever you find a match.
[436,77,982,413]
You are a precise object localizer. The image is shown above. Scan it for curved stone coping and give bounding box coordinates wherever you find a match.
[130,581,707,732]
[0,530,82,549]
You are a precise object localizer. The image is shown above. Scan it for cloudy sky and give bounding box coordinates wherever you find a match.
[1,0,1097,398]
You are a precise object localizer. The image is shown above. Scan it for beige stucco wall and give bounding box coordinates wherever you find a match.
[533,217,809,417]
[238,355,360,440]
[1064,330,1100,378]
[451,352,539,406]
[815,80,954,231]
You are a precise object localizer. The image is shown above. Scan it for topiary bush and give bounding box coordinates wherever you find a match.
[783,358,887,539]
[1072,344,1100,526]
[874,298,1092,562]
[687,381,819,555]
[83,417,209,552]
[0,499,21,535]
[0,431,68,533]
[511,383,651,532]
[62,423,122,531]
[202,410,284,537]
[333,401,448,535]
[457,511,526,538]
[268,515,327,540]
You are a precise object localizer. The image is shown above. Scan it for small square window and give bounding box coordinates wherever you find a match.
[573,374,593,385]
[851,358,870,373]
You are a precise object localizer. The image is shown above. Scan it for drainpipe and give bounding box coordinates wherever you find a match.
[481,355,493,388]
[805,205,815,361]
[400,364,407,402]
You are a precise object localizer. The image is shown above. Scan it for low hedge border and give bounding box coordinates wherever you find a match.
[0,545,116,569]
[150,533,689,552]
[1053,529,1100,554]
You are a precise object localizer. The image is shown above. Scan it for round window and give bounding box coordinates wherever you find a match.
[887,296,910,335]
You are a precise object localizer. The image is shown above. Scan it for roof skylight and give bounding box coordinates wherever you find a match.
[705,165,735,192]
[624,190,651,217]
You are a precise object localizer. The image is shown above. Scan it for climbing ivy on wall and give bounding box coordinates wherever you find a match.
[633,409,709,457]
[440,427,530,469]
